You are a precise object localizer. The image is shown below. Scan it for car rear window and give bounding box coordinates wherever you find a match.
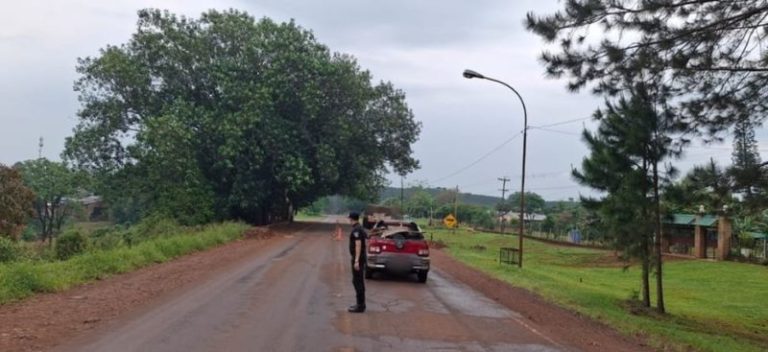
[385,231,424,241]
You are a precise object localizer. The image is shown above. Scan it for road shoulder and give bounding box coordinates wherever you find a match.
[431,249,654,352]
[0,225,292,352]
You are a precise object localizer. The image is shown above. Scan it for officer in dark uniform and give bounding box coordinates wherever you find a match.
[347,211,367,313]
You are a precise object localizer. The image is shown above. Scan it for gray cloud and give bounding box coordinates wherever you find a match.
[0,0,743,201]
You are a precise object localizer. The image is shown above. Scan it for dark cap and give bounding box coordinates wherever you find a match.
[348,212,360,221]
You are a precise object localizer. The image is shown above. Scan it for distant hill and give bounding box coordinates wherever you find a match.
[379,187,500,208]
[379,187,580,210]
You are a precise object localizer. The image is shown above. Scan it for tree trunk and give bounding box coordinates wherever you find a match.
[47,203,57,246]
[35,201,47,242]
[640,160,651,308]
[652,161,666,313]
[641,233,651,307]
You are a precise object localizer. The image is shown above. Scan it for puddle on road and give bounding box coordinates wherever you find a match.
[427,271,521,319]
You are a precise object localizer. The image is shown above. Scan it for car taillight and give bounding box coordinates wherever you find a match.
[418,248,429,257]
[369,245,381,254]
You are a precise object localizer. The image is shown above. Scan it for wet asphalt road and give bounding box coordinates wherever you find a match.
[57,220,565,352]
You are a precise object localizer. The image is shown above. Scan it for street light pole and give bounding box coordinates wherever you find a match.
[463,69,528,268]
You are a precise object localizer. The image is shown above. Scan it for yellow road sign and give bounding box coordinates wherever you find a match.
[443,214,457,228]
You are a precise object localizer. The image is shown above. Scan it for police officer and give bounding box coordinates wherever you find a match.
[347,211,367,313]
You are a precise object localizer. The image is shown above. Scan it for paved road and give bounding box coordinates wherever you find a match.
[57,221,565,352]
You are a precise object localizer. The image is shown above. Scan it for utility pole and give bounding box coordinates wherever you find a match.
[38,137,43,159]
[498,176,510,233]
[400,177,405,218]
[453,185,459,234]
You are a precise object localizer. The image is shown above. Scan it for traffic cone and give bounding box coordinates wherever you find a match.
[335,225,343,241]
[332,220,338,240]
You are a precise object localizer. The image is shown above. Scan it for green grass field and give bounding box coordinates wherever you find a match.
[294,212,326,222]
[428,227,768,352]
[0,222,248,305]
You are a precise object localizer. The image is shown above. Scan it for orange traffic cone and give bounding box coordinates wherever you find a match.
[335,225,343,241]
[332,220,337,240]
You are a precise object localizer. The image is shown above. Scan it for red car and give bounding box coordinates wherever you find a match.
[365,222,430,283]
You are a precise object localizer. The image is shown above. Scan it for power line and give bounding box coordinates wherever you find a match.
[528,184,582,191]
[429,131,523,184]
[529,116,590,129]
[496,171,572,180]
[529,127,582,136]
[464,178,500,187]
[427,116,590,188]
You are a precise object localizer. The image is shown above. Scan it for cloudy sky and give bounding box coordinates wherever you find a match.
[0,0,753,200]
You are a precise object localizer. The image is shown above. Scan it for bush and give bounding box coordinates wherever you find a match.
[131,215,183,242]
[0,237,21,263]
[20,226,37,242]
[0,221,247,304]
[738,235,756,249]
[55,231,89,260]
[90,226,127,250]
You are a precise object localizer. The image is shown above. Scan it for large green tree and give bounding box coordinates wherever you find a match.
[573,85,678,312]
[507,191,546,221]
[64,9,421,225]
[15,159,80,243]
[405,190,434,219]
[0,165,35,240]
[527,1,768,135]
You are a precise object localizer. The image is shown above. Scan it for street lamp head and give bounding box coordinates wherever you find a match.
[463,69,484,79]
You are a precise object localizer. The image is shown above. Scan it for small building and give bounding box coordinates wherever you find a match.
[78,196,108,222]
[499,212,547,222]
[663,213,732,260]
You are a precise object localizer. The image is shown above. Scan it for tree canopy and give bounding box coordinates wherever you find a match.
[0,164,35,240]
[15,159,80,242]
[573,85,677,311]
[64,9,421,224]
[526,1,768,135]
[507,191,546,218]
[665,158,734,213]
[729,117,767,210]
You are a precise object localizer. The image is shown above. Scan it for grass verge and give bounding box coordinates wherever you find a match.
[428,227,768,352]
[0,222,248,305]
[294,212,325,222]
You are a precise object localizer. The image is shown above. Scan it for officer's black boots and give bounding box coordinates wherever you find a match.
[347,304,365,313]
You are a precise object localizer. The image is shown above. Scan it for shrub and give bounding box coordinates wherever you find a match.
[55,231,89,260]
[738,235,756,249]
[90,226,127,250]
[0,222,247,304]
[0,237,20,263]
[131,215,183,241]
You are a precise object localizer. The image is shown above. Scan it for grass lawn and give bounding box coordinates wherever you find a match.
[427,226,768,352]
[294,212,326,222]
[69,221,113,234]
[0,222,248,305]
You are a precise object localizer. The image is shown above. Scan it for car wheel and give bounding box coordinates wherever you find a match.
[417,271,428,283]
[365,269,374,279]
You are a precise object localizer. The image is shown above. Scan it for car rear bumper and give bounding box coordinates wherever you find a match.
[367,253,430,272]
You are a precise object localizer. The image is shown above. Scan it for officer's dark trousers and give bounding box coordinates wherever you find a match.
[351,261,365,307]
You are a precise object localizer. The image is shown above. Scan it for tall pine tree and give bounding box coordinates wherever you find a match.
[527,1,768,136]
[730,118,766,211]
[574,84,678,312]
